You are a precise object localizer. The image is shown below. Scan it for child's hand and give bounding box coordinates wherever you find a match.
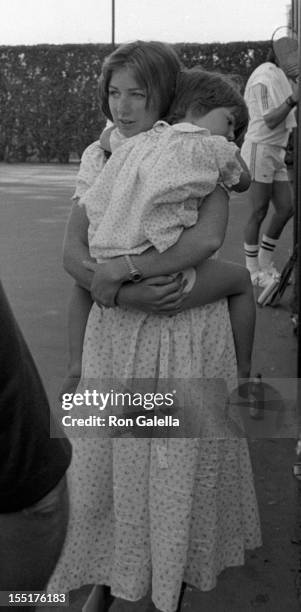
[83,260,126,307]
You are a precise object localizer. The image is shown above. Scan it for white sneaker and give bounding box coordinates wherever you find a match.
[257,269,277,288]
[250,265,281,287]
[261,263,281,280]
[250,270,263,286]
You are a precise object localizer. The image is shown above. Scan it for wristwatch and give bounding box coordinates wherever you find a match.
[123,254,143,283]
[285,95,297,108]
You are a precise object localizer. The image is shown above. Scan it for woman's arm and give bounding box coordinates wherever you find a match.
[63,203,94,291]
[117,275,187,313]
[63,202,185,309]
[63,138,108,288]
[88,185,230,306]
[133,185,229,276]
[117,259,247,315]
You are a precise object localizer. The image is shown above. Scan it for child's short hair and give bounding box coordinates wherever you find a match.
[167,67,249,142]
[99,41,182,121]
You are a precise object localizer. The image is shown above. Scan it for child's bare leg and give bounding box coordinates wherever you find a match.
[60,283,92,396]
[183,259,256,379]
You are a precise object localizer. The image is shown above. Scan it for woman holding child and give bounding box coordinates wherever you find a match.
[49,41,261,612]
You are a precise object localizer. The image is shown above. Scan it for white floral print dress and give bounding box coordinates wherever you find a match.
[48,133,261,612]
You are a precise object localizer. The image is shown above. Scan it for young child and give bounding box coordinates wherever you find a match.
[62,67,253,396]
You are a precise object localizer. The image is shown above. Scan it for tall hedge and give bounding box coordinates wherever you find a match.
[0,40,270,163]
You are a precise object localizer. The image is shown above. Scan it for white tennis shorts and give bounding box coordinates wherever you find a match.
[241,141,288,183]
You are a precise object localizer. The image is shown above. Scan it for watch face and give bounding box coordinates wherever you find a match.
[132,271,142,283]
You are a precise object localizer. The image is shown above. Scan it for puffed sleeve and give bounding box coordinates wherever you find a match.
[212,137,242,189]
[73,141,107,203]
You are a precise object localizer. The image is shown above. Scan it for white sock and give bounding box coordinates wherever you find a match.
[244,242,259,273]
[258,234,278,270]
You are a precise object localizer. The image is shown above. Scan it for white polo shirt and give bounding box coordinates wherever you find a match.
[243,63,296,147]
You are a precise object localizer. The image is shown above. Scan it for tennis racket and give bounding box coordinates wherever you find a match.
[269,244,298,305]
[272,25,299,80]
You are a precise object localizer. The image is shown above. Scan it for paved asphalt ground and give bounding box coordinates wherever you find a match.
[0,162,301,612]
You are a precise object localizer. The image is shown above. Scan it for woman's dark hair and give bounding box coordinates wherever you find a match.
[99,40,182,121]
[167,66,249,142]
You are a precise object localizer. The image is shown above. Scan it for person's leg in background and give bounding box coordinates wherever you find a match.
[258,178,294,274]
[243,143,294,286]
[244,180,272,284]
[241,141,274,286]
[0,476,69,612]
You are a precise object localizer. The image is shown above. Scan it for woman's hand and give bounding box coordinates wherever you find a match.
[83,260,127,307]
[116,275,186,314]
[130,185,229,278]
